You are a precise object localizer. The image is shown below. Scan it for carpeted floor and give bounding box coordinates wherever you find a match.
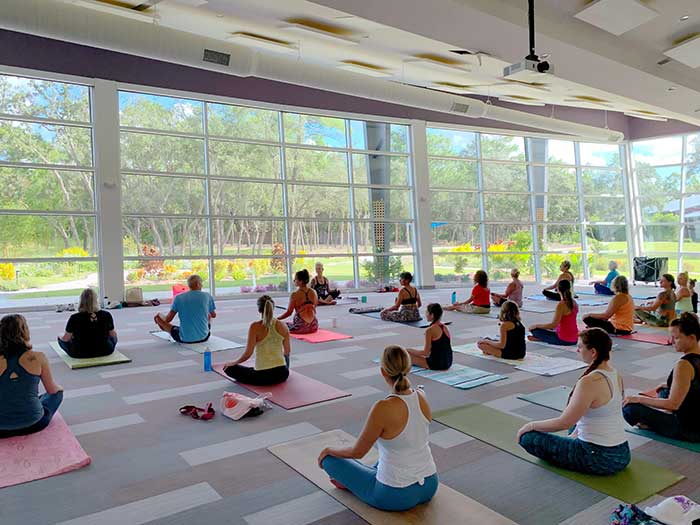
[0,285,697,525]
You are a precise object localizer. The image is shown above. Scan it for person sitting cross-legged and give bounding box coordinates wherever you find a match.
[477,300,526,360]
[57,288,118,359]
[154,274,216,343]
[405,303,453,370]
[582,275,634,336]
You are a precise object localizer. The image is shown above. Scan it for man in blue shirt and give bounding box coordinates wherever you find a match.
[154,275,216,343]
[590,261,619,296]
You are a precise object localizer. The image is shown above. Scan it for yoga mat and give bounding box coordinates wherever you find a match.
[412,364,507,389]
[452,344,586,376]
[617,332,671,345]
[150,331,244,353]
[453,308,501,319]
[0,414,91,489]
[268,430,517,525]
[289,329,353,343]
[519,387,700,453]
[349,306,383,314]
[355,311,451,329]
[212,364,351,409]
[434,404,684,503]
[520,305,556,314]
[371,359,425,374]
[49,342,131,370]
[335,297,360,305]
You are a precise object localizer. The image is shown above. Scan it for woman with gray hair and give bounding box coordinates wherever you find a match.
[57,288,118,358]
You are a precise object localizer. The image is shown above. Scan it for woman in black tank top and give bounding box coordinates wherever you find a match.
[311,262,341,305]
[381,272,422,323]
[477,301,526,360]
[406,304,452,370]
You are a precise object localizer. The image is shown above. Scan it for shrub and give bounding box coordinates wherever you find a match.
[57,247,89,258]
[0,262,15,281]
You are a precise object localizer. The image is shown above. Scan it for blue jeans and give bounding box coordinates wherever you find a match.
[58,336,117,358]
[321,456,438,511]
[594,283,614,296]
[0,391,64,439]
[623,403,700,442]
[530,328,576,346]
[519,430,630,475]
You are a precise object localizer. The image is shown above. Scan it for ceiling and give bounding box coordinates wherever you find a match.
[34,0,700,127]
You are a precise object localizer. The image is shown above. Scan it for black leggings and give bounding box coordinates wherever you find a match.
[542,289,560,301]
[582,316,632,336]
[224,364,289,386]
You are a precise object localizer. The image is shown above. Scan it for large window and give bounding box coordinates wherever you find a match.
[119,91,414,297]
[0,73,97,305]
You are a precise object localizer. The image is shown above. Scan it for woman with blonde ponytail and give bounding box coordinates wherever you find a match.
[222,295,291,385]
[318,345,438,511]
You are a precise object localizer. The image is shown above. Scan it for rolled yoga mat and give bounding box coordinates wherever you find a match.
[433,404,684,503]
[268,429,517,525]
[518,386,700,453]
[50,341,131,370]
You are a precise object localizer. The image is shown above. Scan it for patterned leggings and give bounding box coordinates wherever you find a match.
[519,431,630,475]
[287,313,318,334]
[381,305,421,322]
[634,310,670,327]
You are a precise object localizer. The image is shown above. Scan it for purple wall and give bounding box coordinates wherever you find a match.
[0,29,695,140]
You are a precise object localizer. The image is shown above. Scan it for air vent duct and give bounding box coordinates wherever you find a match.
[450,102,471,114]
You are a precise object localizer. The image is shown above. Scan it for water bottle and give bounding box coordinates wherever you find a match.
[451,291,457,304]
[203,351,212,372]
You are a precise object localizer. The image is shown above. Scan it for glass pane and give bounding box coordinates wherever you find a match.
[207,103,279,141]
[124,259,211,299]
[584,197,626,223]
[481,134,525,161]
[484,224,533,252]
[482,193,530,222]
[581,169,624,195]
[586,225,627,252]
[687,134,700,164]
[211,219,284,256]
[0,75,90,122]
[640,196,679,224]
[545,140,575,165]
[208,142,281,179]
[533,195,580,222]
[428,159,477,189]
[579,142,620,167]
[284,148,348,183]
[118,92,203,133]
[0,215,96,258]
[292,256,354,289]
[289,221,353,254]
[536,224,582,253]
[283,113,346,147]
[430,191,479,222]
[0,261,98,306]
[0,168,94,212]
[354,188,411,220]
[356,222,413,254]
[682,195,700,222]
[122,175,206,215]
[487,254,534,281]
[120,132,204,174]
[433,252,481,284]
[635,165,681,194]
[588,253,628,278]
[643,225,679,252]
[210,180,283,217]
[426,128,477,158]
[352,154,409,186]
[214,258,288,296]
[122,217,208,257]
[684,163,700,193]
[543,167,576,194]
[540,253,584,280]
[632,137,683,166]
[482,163,528,191]
[432,223,481,250]
[350,121,408,153]
[288,184,350,219]
[359,254,414,286]
[0,122,92,166]
[681,253,700,274]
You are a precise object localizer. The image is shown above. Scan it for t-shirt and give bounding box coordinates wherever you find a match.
[605,269,619,288]
[65,310,115,358]
[471,284,490,307]
[171,290,216,343]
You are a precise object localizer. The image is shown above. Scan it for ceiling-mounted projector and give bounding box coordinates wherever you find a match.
[503,0,553,80]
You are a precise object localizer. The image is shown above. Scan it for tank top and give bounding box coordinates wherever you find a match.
[400,287,417,305]
[0,349,44,431]
[503,320,526,359]
[254,322,286,371]
[556,302,579,343]
[610,294,634,332]
[576,369,627,447]
[428,323,453,369]
[312,277,329,298]
[376,390,437,488]
[676,292,693,314]
[667,354,700,433]
[508,280,524,307]
[658,290,676,319]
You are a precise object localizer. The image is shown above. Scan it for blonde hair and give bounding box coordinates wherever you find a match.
[78,288,100,314]
[511,268,520,279]
[499,300,520,323]
[257,294,275,330]
[381,345,411,393]
[678,271,689,286]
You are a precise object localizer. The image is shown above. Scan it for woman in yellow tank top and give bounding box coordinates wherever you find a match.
[582,275,634,335]
[222,295,291,385]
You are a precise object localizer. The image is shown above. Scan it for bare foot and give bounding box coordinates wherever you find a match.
[527,335,539,342]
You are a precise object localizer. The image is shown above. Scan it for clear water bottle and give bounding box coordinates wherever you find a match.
[203,351,212,372]
[451,291,457,304]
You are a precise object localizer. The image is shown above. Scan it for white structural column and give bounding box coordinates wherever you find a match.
[92,80,124,304]
[623,143,643,274]
[410,120,435,287]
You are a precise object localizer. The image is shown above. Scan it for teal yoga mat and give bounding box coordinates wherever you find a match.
[372,360,506,389]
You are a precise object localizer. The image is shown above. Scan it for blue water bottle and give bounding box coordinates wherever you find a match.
[203,351,212,372]
[451,291,457,304]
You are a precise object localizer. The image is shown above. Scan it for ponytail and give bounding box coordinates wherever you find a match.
[557,279,574,311]
[257,294,276,330]
[381,345,412,393]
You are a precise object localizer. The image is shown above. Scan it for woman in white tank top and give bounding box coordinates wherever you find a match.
[517,328,631,475]
[318,345,438,511]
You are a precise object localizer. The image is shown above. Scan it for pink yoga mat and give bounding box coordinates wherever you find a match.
[213,364,351,409]
[618,332,672,345]
[289,329,352,343]
[0,413,91,489]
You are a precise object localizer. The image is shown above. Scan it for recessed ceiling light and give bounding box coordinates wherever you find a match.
[280,18,359,45]
[227,32,299,55]
[498,96,545,107]
[216,14,224,18]
[680,15,690,21]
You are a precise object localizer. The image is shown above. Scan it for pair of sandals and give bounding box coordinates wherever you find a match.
[179,402,215,421]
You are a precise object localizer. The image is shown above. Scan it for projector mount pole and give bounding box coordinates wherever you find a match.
[526,0,538,61]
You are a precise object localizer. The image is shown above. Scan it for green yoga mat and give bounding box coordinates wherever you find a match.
[50,341,131,369]
[519,386,700,453]
[434,404,684,503]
